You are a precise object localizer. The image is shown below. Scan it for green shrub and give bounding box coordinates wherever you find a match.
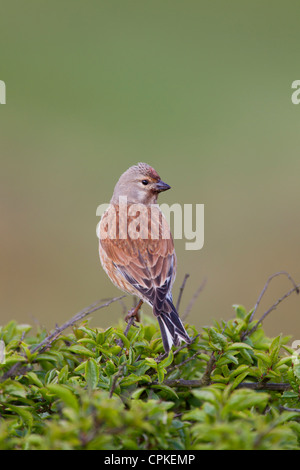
[0,304,300,450]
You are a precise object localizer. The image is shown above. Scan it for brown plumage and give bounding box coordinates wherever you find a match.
[98,163,190,353]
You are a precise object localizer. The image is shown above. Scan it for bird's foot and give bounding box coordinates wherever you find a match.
[125,299,143,324]
[116,300,143,350]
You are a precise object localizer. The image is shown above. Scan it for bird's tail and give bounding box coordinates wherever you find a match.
[156,299,191,354]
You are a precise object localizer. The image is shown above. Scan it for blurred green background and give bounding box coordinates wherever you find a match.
[1,1,300,339]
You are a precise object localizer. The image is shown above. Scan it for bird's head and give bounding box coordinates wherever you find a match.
[111,162,171,205]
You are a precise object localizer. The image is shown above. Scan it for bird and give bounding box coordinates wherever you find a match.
[98,162,191,353]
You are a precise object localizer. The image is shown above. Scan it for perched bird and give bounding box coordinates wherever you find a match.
[98,162,191,353]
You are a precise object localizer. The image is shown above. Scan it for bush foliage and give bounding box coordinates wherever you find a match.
[0,303,300,450]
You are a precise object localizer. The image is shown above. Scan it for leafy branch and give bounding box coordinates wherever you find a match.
[1,271,300,450]
[0,296,125,382]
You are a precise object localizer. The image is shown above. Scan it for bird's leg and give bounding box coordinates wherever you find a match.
[125,299,143,323]
[116,300,143,351]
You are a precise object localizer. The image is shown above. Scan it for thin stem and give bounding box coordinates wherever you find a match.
[0,296,125,382]
[32,296,126,354]
[249,271,299,323]
[246,283,300,338]
[158,379,291,392]
[176,274,190,312]
[182,278,207,320]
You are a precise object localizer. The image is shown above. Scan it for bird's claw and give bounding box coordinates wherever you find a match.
[124,299,143,323]
[125,307,141,323]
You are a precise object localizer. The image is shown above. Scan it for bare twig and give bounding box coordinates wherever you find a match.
[123,316,137,338]
[182,277,207,320]
[32,296,126,354]
[249,271,299,324]
[109,366,125,398]
[173,333,201,357]
[245,283,300,338]
[166,351,201,375]
[279,405,300,413]
[0,296,125,382]
[0,364,33,382]
[158,378,203,388]
[158,378,291,392]
[200,351,216,386]
[236,382,291,391]
[116,315,137,352]
[160,350,216,388]
[164,334,202,375]
[176,274,190,311]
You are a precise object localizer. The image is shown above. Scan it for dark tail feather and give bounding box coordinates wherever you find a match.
[156,300,191,353]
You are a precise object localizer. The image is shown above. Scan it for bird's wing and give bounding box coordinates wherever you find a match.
[99,204,176,311]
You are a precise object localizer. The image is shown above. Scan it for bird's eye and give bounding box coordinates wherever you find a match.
[141,180,149,185]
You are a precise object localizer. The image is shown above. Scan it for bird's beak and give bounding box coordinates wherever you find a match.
[155,180,171,192]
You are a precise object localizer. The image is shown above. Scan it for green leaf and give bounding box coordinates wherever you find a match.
[131,387,146,399]
[57,364,69,383]
[77,337,97,346]
[121,374,151,386]
[21,344,37,362]
[77,326,97,340]
[68,344,95,357]
[105,360,117,376]
[274,356,292,369]
[229,371,250,390]
[221,364,230,377]
[160,351,174,368]
[0,321,17,343]
[192,389,221,405]
[114,332,130,350]
[157,367,165,383]
[265,369,281,379]
[6,404,33,429]
[85,358,99,390]
[2,381,27,398]
[222,389,269,415]
[151,384,179,399]
[269,335,281,364]
[47,384,79,412]
[0,353,26,368]
[239,347,253,363]
[232,305,247,319]
[45,368,57,384]
[26,371,44,388]
[293,356,300,380]
[35,353,59,363]
[145,357,158,368]
[229,364,250,379]
[287,369,299,391]
[217,353,239,366]
[255,351,271,366]
[134,362,151,376]
[227,342,253,351]
[182,409,206,421]
[211,374,229,384]
[209,328,227,351]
